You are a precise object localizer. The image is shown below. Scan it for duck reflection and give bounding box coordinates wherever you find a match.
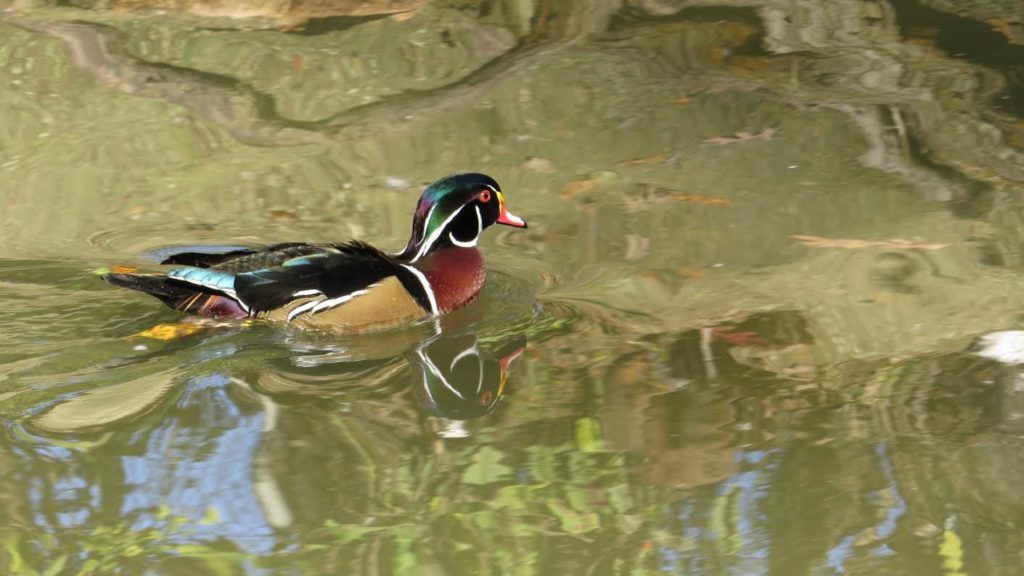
[413,333,525,437]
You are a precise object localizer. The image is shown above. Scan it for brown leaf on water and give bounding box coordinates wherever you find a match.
[135,322,206,341]
[704,128,776,145]
[562,179,599,199]
[792,235,949,250]
[622,152,673,166]
[669,193,733,206]
[671,97,691,105]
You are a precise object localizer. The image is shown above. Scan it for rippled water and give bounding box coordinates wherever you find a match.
[3,1,1024,574]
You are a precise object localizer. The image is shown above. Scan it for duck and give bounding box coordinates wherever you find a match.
[102,173,527,332]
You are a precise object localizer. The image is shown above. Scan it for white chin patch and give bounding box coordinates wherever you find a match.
[449,232,478,248]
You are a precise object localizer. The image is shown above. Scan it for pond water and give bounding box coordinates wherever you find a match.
[2,0,1024,574]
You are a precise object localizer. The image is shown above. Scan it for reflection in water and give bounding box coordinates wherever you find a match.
[413,333,525,437]
[3,0,1024,573]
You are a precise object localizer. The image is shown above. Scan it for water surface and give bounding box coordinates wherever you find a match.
[2,0,1024,574]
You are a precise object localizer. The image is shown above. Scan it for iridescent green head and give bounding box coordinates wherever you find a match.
[398,173,527,262]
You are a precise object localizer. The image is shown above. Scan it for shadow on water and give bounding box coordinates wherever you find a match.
[3,0,1024,573]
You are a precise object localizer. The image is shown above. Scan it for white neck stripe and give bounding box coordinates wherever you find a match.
[401,264,439,315]
[410,204,465,263]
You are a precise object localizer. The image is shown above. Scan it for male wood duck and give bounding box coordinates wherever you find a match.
[102,173,527,331]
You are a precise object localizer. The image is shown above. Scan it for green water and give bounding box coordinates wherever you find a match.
[2,0,1024,574]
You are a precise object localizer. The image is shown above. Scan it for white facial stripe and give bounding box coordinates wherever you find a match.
[418,347,465,399]
[400,264,439,315]
[411,204,465,263]
[449,205,482,248]
[450,344,484,394]
[450,345,480,372]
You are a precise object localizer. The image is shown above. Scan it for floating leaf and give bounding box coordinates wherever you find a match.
[940,526,967,576]
[671,97,692,105]
[135,322,206,341]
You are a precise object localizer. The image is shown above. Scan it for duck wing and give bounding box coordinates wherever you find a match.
[160,242,337,273]
[232,241,431,313]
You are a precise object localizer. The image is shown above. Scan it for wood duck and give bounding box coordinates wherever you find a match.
[102,173,527,332]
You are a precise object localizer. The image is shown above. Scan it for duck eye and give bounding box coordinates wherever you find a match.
[479,190,492,203]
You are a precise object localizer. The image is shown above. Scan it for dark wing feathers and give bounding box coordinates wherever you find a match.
[233,241,406,313]
[108,240,432,318]
[160,248,257,268]
[160,242,340,273]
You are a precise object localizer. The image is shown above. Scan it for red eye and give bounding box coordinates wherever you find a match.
[480,190,492,202]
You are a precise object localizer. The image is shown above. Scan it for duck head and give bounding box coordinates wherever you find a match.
[397,173,527,263]
[413,333,526,424]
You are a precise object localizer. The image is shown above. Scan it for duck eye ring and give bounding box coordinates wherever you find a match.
[479,189,492,203]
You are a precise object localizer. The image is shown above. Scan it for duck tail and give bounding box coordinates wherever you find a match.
[102,273,195,306]
[101,273,248,319]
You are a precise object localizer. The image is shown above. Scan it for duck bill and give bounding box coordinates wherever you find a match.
[497,344,526,373]
[496,192,527,228]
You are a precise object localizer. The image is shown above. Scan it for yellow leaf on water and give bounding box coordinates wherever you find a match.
[940,527,967,576]
[135,323,205,341]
